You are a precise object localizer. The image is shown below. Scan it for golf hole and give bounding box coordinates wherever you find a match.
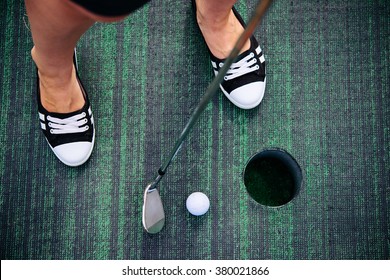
[243,148,302,207]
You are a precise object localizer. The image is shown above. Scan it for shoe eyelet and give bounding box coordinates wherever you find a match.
[219,63,224,68]
[82,112,86,117]
[50,129,54,134]
[84,125,89,131]
[48,122,52,127]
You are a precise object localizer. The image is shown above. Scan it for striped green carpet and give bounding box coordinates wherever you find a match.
[1,0,389,260]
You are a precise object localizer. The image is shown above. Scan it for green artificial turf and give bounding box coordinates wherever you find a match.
[1,0,389,260]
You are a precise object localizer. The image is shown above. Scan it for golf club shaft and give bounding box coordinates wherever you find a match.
[156,0,273,182]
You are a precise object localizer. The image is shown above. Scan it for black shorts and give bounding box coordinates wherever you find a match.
[70,0,151,17]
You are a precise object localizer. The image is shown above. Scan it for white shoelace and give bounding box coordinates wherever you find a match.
[219,52,260,81]
[47,112,89,135]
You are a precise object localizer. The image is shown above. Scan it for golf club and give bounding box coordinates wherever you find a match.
[142,0,273,234]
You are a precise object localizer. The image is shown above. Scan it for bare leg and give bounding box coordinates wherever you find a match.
[25,0,95,113]
[195,0,251,59]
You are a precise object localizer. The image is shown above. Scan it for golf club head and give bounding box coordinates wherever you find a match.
[142,183,165,234]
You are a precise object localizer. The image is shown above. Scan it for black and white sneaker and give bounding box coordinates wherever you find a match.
[194,1,266,109]
[37,55,95,167]
[211,30,266,109]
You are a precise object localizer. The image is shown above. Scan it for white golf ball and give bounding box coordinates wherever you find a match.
[186,192,210,216]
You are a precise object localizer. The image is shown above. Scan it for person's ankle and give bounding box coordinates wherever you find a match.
[38,68,85,113]
[194,2,250,59]
[31,46,74,79]
[195,1,231,32]
[32,46,85,113]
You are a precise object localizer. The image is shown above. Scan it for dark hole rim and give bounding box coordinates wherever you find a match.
[243,148,303,207]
